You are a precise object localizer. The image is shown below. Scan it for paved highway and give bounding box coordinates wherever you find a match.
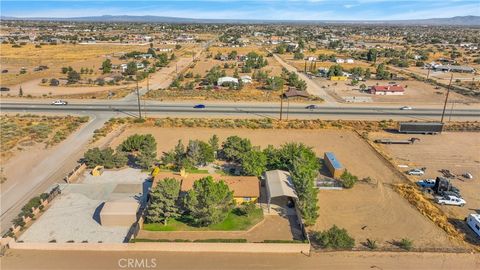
[1,101,480,120]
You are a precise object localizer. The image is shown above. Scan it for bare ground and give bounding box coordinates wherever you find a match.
[2,249,479,270]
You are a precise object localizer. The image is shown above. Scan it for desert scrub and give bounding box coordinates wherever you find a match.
[312,225,355,250]
[133,117,402,131]
[119,117,478,133]
[144,88,321,103]
[0,115,88,161]
[92,117,129,142]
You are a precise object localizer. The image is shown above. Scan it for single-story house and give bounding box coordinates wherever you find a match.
[433,65,475,73]
[346,58,354,63]
[154,173,260,204]
[370,85,405,95]
[335,58,345,64]
[120,64,128,72]
[306,56,317,61]
[282,87,310,99]
[217,76,239,86]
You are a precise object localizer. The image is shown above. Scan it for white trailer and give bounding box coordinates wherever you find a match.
[467,213,480,238]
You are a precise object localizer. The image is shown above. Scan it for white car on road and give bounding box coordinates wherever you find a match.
[407,169,425,176]
[435,195,466,207]
[400,106,412,110]
[51,100,68,105]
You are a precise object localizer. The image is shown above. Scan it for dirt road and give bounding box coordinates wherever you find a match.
[1,249,479,270]
[272,53,337,104]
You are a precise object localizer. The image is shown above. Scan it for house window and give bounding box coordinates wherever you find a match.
[243,197,251,202]
[475,224,480,231]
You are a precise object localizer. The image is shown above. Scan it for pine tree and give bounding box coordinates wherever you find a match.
[146,178,181,225]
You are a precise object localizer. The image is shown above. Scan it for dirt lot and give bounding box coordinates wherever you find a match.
[311,77,477,104]
[0,43,148,86]
[0,43,199,98]
[369,132,480,222]
[109,127,458,248]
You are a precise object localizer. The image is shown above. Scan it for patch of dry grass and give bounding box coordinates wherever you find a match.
[0,114,89,162]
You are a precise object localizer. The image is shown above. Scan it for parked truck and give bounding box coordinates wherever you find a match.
[398,122,444,135]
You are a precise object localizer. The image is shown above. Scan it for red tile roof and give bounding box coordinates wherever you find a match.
[371,85,405,92]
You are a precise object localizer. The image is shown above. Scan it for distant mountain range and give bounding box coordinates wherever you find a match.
[1,15,479,26]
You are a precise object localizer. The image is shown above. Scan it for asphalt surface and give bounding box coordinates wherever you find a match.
[1,102,480,120]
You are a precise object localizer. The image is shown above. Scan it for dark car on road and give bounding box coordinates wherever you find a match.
[305,105,319,109]
[193,104,206,109]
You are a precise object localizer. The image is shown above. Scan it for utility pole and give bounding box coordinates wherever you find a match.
[426,68,430,80]
[440,74,453,123]
[136,78,142,119]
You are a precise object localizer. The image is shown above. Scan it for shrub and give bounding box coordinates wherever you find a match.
[340,170,358,188]
[398,238,413,251]
[235,202,257,216]
[365,238,377,249]
[312,225,355,249]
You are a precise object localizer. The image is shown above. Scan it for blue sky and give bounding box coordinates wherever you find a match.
[1,1,479,20]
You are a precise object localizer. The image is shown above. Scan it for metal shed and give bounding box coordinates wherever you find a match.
[324,152,344,178]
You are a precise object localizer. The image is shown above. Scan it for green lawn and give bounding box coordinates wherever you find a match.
[185,168,209,174]
[143,208,264,231]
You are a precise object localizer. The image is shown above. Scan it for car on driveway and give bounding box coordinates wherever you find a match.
[305,105,320,109]
[193,104,206,109]
[51,100,68,105]
[435,195,466,207]
[407,168,425,176]
[416,179,436,188]
[400,106,412,110]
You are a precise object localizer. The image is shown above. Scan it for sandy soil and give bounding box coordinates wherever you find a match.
[109,127,457,248]
[2,249,479,270]
[0,43,149,86]
[369,131,480,224]
[311,77,477,104]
